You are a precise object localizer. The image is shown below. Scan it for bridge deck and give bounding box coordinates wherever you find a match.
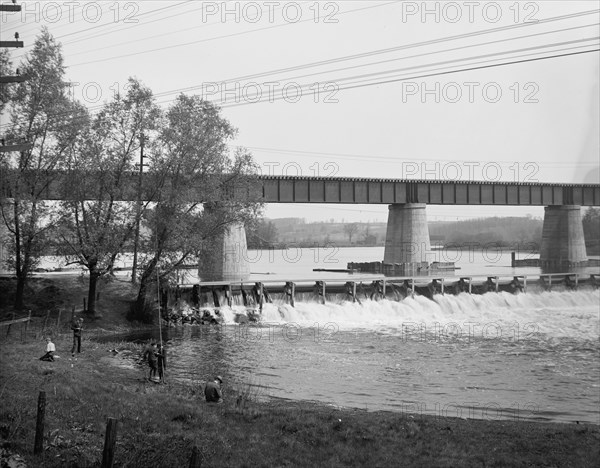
[2,171,599,205]
[258,176,600,205]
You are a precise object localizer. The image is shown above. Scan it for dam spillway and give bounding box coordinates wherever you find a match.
[163,272,600,320]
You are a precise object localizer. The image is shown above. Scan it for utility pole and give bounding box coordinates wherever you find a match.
[0,2,32,154]
[131,133,145,283]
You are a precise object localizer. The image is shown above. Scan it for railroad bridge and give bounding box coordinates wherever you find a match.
[1,173,599,279]
[243,176,599,280]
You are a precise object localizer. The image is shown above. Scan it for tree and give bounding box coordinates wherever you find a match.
[57,78,160,316]
[362,223,377,246]
[0,28,83,309]
[0,49,13,113]
[343,223,359,244]
[247,218,278,248]
[130,94,262,322]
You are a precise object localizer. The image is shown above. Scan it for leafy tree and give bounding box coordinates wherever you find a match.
[362,223,377,246]
[57,78,160,315]
[0,28,84,309]
[130,94,262,322]
[343,223,359,244]
[0,49,13,113]
[247,218,279,248]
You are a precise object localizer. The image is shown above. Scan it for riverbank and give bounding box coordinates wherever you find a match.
[1,275,599,467]
[0,333,598,467]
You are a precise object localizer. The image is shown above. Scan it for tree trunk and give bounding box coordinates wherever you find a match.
[87,270,99,315]
[13,198,25,309]
[132,258,157,323]
[15,273,25,310]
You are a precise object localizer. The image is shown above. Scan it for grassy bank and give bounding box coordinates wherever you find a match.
[1,275,599,467]
[0,333,599,468]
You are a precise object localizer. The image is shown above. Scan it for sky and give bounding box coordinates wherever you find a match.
[1,1,599,222]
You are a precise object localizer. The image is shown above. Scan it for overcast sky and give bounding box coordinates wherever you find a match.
[2,1,599,222]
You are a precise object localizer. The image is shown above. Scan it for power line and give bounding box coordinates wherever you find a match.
[240,146,600,166]
[64,2,399,68]
[2,1,193,37]
[214,40,599,108]
[6,9,597,103]
[60,0,318,54]
[2,39,597,130]
[131,15,600,103]
[215,23,599,90]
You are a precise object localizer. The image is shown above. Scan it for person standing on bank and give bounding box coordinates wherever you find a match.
[71,317,83,356]
[204,376,223,403]
[144,343,159,380]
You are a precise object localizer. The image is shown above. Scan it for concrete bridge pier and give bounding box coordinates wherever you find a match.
[198,223,250,282]
[383,203,431,265]
[539,205,588,270]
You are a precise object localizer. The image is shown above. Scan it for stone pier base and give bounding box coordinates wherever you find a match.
[198,223,249,282]
[539,205,587,269]
[383,203,431,265]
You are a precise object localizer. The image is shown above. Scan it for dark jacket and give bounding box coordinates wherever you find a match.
[204,381,223,402]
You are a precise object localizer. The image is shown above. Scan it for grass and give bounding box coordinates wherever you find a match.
[0,333,599,467]
[1,275,599,467]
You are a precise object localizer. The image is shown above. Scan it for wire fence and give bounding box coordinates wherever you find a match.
[0,308,77,342]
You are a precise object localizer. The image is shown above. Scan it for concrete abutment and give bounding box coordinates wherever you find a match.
[383,203,431,266]
[198,222,250,282]
[539,205,588,270]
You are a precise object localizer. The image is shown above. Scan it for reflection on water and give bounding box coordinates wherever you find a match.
[104,290,600,425]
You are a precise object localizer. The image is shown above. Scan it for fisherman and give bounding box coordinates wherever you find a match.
[143,342,159,380]
[71,316,83,356]
[204,376,223,403]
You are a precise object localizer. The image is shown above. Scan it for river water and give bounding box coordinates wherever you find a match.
[96,247,600,425]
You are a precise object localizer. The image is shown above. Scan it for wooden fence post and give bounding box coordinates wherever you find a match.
[25,310,31,340]
[34,391,46,454]
[42,310,50,334]
[6,311,15,337]
[56,309,61,330]
[189,445,201,467]
[101,417,118,468]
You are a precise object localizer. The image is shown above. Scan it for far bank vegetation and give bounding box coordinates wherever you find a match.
[248,210,600,255]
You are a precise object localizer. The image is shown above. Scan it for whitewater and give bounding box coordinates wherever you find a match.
[160,288,599,424]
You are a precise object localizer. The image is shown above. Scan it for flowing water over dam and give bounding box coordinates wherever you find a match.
[118,288,599,425]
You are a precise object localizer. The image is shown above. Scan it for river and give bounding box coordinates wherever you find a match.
[93,247,599,425]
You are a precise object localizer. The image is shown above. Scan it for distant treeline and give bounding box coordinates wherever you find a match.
[247,208,600,255]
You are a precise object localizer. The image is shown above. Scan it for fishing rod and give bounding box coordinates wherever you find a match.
[156,263,165,383]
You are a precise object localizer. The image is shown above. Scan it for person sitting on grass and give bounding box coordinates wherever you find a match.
[204,376,223,403]
[143,343,158,380]
[39,337,55,362]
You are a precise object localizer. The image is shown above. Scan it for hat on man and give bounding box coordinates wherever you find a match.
[215,375,223,383]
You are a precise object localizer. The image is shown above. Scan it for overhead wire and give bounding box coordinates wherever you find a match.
[1,37,597,130]
[167,9,599,88]
[1,10,598,131]
[212,39,600,107]
[83,11,600,104]
[45,2,398,67]
[59,0,320,53]
[2,1,194,40]
[237,146,600,167]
